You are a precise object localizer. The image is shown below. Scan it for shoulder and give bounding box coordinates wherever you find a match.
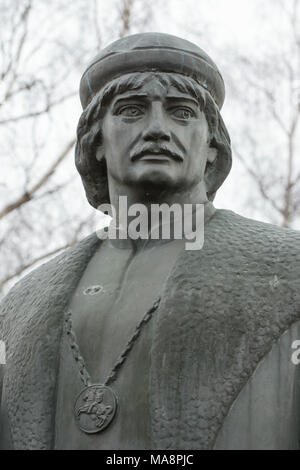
[212,208,300,249]
[0,233,100,339]
[214,208,300,239]
[207,209,300,279]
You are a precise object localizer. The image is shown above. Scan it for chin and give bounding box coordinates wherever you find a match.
[130,172,181,191]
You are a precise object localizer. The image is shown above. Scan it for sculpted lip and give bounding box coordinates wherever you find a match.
[131,148,184,162]
[137,154,171,162]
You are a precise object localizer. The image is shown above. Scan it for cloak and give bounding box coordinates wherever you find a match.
[1,209,300,449]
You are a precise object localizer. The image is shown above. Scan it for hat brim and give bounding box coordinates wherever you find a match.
[80,47,225,110]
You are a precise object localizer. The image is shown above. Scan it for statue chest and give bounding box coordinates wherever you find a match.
[54,239,184,449]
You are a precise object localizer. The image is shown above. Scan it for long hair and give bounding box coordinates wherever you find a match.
[75,72,232,207]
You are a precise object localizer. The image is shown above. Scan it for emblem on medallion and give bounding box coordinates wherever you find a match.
[74,385,117,434]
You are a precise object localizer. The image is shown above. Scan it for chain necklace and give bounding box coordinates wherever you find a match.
[65,297,161,434]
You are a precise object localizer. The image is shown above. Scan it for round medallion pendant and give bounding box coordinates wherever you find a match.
[74,384,117,434]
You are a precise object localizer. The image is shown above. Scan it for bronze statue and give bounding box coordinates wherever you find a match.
[1,33,300,450]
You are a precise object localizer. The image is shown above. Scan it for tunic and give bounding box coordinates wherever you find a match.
[55,238,185,449]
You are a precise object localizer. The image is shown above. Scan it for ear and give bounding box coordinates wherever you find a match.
[207,146,217,164]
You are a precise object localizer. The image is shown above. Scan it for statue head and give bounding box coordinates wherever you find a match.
[75,33,232,207]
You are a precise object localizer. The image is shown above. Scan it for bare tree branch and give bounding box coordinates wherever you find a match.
[0,139,75,219]
[0,243,72,292]
[233,145,284,216]
[1,1,32,81]
[0,91,76,124]
[93,0,102,48]
[119,0,134,37]
[0,212,95,292]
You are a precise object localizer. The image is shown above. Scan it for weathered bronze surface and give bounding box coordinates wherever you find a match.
[74,385,117,434]
[1,33,300,450]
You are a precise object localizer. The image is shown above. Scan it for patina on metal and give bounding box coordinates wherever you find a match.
[66,298,161,434]
[74,385,117,434]
[1,33,300,451]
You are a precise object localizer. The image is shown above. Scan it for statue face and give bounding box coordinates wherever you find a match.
[99,76,216,194]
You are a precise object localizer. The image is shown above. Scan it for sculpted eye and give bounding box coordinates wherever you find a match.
[171,108,195,120]
[118,105,144,117]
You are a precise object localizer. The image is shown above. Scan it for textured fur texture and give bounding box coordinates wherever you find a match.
[0,234,100,449]
[151,210,300,449]
[1,209,300,449]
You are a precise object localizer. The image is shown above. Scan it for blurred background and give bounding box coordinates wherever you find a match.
[0,0,299,297]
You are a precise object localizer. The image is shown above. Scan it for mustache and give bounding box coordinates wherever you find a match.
[130,143,184,162]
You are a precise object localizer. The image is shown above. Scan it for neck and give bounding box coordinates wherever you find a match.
[105,180,215,249]
[109,179,209,209]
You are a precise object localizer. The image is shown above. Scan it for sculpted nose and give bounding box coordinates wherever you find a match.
[142,103,171,142]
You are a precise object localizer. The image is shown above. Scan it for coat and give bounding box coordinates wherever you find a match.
[1,209,300,449]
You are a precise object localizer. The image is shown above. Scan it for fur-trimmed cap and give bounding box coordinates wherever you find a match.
[79,32,225,109]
